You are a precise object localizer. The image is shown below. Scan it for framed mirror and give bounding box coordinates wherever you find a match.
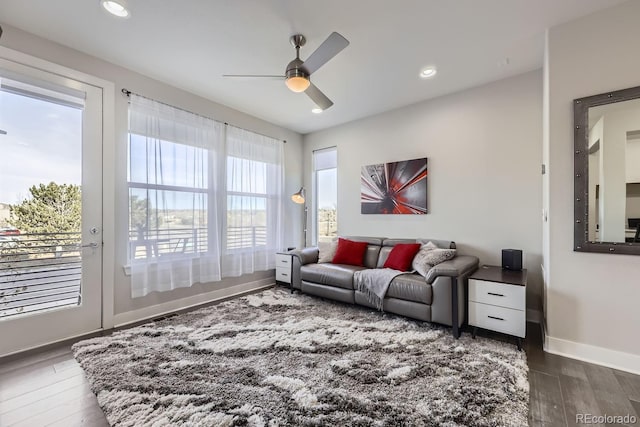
[574,85,640,255]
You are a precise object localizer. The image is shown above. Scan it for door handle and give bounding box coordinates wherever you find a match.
[80,242,99,248]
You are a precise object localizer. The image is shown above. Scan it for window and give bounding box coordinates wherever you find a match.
[226,156,268,250]
[126,94,284,297]
[313,147,337,244]
[225,126,283,254]
[127,133,209,259]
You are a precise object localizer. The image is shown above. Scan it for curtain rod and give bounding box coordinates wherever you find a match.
[121,88,286,143]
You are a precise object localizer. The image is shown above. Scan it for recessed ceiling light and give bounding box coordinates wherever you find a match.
[420,66,437,79]
[311,108,323,114]
[101,0,130,18]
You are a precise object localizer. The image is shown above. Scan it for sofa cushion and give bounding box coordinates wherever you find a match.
[363,245,382,269]
[377,239,419,268]
[318,240,337,263]
[412,242,457,277]
[332,238,369,266]
[383,243,421,271]
[341,236,384,268]
[386,273,433,304]
[300,263,367,289]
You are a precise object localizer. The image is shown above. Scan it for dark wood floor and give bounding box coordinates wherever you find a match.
[0,322,638,426]
[523,324,640,427]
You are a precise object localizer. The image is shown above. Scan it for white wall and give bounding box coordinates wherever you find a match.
[304,71,543,313]
[0,24,303,321]
[545,0,640,373]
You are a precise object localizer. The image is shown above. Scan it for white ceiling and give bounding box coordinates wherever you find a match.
[0,0,626,134]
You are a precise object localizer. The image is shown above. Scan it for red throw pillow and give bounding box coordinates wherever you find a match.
[332,238,369,266]
[383,243,422,271]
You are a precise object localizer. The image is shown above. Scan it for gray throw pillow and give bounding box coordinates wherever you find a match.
[318,240,337,263]
[412,241,457,277]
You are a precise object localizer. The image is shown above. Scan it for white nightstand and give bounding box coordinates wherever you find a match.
[468,265,527,350]
[275,252,293,291]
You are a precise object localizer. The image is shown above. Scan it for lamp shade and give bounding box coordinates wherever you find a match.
[291,187,305,204]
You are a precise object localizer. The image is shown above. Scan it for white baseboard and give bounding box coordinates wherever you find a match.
[526,309,542,323]
[0,328,104,359]
[545,333,640,376]
[113,278,275,328]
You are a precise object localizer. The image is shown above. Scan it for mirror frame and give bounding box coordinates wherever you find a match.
[574,84,640,255]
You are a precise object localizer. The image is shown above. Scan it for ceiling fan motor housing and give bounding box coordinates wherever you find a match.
[286,58,309,81]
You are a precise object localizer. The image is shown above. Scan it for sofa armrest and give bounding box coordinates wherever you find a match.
[290,247,319,265]
[425,255,479,284]
[289,247,319,291]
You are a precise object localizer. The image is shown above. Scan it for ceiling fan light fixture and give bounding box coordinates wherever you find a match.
[285,76,310,93]
[101,0,130,18]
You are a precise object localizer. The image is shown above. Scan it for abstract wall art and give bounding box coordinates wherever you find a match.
[361,157,428,214]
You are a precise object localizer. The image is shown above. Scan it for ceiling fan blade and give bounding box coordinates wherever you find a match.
[305,83,334,110]
[223,74,285,79]
[301,32,349,75]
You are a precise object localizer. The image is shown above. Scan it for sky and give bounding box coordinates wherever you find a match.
[0,87,82,205]
[317,168,337,210]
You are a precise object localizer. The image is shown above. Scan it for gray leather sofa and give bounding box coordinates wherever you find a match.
[290,237,479,337]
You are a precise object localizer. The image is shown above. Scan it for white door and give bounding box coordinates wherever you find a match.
[0,57,103,356]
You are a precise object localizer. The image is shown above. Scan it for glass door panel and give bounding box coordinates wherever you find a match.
[0,57,103,356]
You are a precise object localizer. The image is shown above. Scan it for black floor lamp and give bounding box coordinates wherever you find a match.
[291,187,307,247]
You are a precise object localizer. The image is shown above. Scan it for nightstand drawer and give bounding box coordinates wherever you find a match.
[276,254,292,268]
[469,301,525,338]
[469,279,525,311]
[276,267,291,283]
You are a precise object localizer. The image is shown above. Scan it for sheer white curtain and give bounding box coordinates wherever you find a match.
[128,96,284,297]
[221,125,284,276]
[129,95,224,298]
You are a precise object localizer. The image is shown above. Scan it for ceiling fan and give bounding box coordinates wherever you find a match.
[223,32,349,111]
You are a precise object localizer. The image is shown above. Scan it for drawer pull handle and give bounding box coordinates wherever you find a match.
[280,273,288,276]
[487,315,505,321]
[280,260,289,263]
[487,292,504,297]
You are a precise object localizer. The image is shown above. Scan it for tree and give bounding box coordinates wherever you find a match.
[9,183,81,234]
[129,195,162,237]
[130,195,148,231]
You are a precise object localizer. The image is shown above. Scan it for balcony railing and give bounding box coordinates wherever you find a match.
[227,226,266,250]
[128,226,267,259]
[0,226,271,319]
[129,227,207,259]
[0,232,82,320]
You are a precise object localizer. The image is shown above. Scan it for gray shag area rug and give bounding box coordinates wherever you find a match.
[73,288,528,426]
